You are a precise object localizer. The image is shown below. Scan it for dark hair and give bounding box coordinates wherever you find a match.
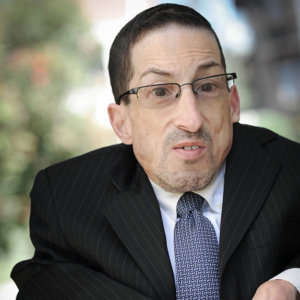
[108,3,226,103]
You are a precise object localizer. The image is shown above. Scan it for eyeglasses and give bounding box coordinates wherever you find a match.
[117,73,237,108]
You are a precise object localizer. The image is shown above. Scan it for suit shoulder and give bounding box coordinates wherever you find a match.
[37,144,134,185]
[50,143,131,167]
[233,123,277,143]
[264,133,300,169]
[234,123,299,147]
[235,123,300,169]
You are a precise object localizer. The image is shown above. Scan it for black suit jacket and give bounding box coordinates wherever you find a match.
[11,123,300,300]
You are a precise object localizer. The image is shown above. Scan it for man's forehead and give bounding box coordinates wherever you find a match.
[133,23,217,49]
[131,25,221,67]
[126,24,224,88]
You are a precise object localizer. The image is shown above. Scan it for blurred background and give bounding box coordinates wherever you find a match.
[0,0,299,298]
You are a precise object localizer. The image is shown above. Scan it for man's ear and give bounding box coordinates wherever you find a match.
[229,85,240,123]
[107,103,132,144]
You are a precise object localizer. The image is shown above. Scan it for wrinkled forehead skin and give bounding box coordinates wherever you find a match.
[127,23,224,92]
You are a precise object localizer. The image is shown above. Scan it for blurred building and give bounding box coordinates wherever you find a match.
[235,0,300,115]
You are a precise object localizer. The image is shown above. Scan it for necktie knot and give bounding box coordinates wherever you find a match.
[176,192,204,218]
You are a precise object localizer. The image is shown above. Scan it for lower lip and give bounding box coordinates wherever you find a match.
[173,147,206,160]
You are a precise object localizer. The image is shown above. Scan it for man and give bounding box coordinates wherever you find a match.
[11,3,300,300]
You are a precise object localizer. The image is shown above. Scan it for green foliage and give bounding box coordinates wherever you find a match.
[1,0,86,49]
[0,0,103,265]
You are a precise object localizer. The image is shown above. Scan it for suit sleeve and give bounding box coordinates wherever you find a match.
[11,170,151,300]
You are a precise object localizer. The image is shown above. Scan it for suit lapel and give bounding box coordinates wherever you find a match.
[219,124,281,278]
[104,151,175,300]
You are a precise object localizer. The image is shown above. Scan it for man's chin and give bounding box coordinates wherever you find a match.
[155,169,216,193]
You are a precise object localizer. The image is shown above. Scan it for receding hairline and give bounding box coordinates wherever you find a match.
[130,22,220,55]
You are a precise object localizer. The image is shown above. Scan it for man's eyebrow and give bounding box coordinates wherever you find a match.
[140,61,223,79]
[196,61,222,71]
[140,68,172,79]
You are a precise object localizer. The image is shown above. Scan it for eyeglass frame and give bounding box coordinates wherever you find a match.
[116,72,237,105]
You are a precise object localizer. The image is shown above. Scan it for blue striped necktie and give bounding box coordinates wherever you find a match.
[174,192,220,299]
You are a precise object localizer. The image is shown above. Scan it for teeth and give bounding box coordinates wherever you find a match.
[183,146,200,150]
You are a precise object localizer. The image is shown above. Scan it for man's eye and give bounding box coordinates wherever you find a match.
[198,83,214,93]
[152,87,169,97]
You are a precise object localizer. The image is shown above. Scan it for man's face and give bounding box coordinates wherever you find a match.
[108,24,240,193]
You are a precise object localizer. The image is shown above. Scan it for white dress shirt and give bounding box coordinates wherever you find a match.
[149,164,300,292]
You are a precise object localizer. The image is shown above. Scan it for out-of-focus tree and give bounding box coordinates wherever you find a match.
[0,0,103,276]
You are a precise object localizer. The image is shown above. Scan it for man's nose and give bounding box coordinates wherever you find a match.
[172,87,204,133]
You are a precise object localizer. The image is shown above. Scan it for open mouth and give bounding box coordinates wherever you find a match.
[173,142,204,150]
[172,142,206,160]
[181,146,201,150]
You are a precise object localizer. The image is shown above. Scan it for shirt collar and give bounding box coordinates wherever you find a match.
[150,164,225,222]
